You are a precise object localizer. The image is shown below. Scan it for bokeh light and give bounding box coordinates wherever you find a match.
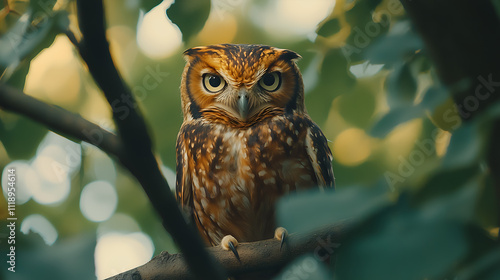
[80,181,118,222]
[25,35,81,106]
[136,0,182,59]
[160,165,176,192]
[350,62,385,78]
[94,232,155,280]
[29,132,81,205]
[198,8,238,44]
[333,128,375,166]
[96,213,141,237]
[1,160,37,205]
[250,0,336,40]
[21,214,58,246]
[88,149,117,185]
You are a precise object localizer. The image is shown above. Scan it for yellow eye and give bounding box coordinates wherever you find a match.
[203,74,226,93]
[259,72,281,92]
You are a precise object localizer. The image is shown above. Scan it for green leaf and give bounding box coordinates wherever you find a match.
[273,254,331,280]
[342,0,386,63]
[317,18,341,37]
[369,106,423,138]
[11,233,96,280]
[167,0,210,42]
[386,62,418,108]
[414,165,479,204]
[419,85,450,112]
[337,84,376,128]
[141,0,163,12]
[335,198,468,280]
[366,30,424,65]
[29,0,57,18]
[277,183,390,234]
[1,60,31,89]
[0,10,69,70]
[442,122,483,169]
[458,249,500,280]
[420,175,481,223]
[307,48,356,123]
[0,116,47,159]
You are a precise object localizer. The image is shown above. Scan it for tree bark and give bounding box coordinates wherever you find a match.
[106,223,349,280]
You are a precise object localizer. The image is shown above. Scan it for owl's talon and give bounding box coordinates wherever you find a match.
[221,235,240,261]
[274,227,288,250]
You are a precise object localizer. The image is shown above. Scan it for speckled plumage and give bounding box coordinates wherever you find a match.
[176,44,334,246]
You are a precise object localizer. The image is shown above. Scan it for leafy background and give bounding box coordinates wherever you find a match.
[0,0,499,279]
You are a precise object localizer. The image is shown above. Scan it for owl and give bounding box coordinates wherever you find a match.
[176,44,334,257]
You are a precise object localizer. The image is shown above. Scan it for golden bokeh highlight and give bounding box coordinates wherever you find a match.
[383,119,423,166]
[435,130,452,157]
[42,64,81,105]
[489,227,499,238]
[108,26,138,80]
[25,35,81,107]
[333,128,374,166]
[80,86,113,124]
[198,13,237,45]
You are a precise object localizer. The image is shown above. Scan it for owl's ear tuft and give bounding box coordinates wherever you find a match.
[278,49,302,62]
[183,47,205,62]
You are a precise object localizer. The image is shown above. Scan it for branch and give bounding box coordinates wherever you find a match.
[400,0,500,225]
[75,1,226,279]
[107,222,349,280]
[0,83,125,158]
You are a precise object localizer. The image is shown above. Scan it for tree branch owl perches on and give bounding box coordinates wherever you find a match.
[175,45,335,255]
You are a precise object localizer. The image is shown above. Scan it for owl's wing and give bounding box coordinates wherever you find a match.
[305,121,335,189]
[175,128,193,215]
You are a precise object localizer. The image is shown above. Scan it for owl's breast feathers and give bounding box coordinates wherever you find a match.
[176,113,334,245]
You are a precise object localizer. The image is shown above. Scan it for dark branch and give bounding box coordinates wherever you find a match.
[107,222,349,280]
[0,83,125,159]
[75,1,226,279]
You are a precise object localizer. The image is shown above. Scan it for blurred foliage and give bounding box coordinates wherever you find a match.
[0,0,499,279]
[166,0,210,42]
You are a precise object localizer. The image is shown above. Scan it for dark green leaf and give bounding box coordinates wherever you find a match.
[419,86,450,112]
[1,60,31,89]
[0,116,47,159]
[0,10,69,70]
[414,165,479,204]
[370,106,423,138]
[337,84,376,128]
[336,198,468,280]
[317,18,341,37]
[458,249,500,280]
[29,0,57,19]
[274,254,331,280]
[167,0,210,42]
[141,0,163,12]
[306,49,355,123]
[419,176,481,223]
[442,122,483,169]
[11,233,96,280]
[342,0,386,63]
[277,183,390,234]
[365,29,424,65]
[386,62,418,108]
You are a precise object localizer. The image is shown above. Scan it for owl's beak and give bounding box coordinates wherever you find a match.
[238,90,249,119]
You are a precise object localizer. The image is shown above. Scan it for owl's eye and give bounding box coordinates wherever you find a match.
[203,74,226,93]
[259,72,281,92]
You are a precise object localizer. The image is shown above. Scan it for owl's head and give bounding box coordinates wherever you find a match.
[180,44,304,126]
